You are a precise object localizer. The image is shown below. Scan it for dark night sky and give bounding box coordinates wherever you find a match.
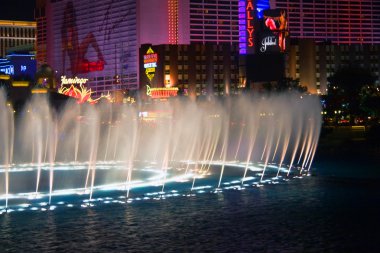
[0,0,36,21]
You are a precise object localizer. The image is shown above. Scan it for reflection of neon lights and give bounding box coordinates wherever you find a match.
[146,85,178,99]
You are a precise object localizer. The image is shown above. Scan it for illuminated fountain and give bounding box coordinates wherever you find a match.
[0,90,321,212]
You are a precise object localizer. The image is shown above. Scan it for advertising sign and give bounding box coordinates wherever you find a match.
[143,47,158,82]
[239,0,256,55]
[51,0,138,90]
[259,9,288,53]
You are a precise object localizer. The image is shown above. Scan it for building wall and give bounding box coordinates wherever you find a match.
[139,0,169,45]
[48,0,139,96]
[36,0,47,68]
[188,0,239,44]
[139,0,240,45]
[273,0,380,44]
[140,43,241,98]
[287,40,380,95]
[0,20,36,57]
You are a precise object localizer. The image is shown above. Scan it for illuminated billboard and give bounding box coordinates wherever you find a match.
[258,9,288,53]
[143,47,158,82]
[50,0,138,95]
[0,55,36,79]
[239,0,256,55]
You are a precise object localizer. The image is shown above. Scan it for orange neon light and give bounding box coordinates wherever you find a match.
[31,88,48,94]
[246,0,255,48]
[12,81,29,87]
[146,85,178,99]
[58,83,111,104]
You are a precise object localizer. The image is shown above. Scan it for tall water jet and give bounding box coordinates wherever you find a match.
[0,91,13,210]
[0,91,322,208]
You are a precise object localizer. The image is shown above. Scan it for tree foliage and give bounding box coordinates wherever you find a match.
[328,66,375,95]
[327,66,376,120]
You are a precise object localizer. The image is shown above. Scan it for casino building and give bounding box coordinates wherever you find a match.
[39,0,248,99]
[38,0,380,99]
[0,20,36,57]
[274,0,380,44]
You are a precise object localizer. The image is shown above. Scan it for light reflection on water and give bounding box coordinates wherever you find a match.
[0,173,379,252]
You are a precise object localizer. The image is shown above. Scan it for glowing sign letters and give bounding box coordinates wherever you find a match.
[0,65,14,75]
[246,0,255,53]
[61,76,89,86]
[260,36,277,52]
[239,0,256,55]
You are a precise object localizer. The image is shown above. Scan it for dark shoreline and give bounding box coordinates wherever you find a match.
[313,125,380,179]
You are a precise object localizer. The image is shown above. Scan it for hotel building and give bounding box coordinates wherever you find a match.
[0,20,36,57]
[287,40,380,94]
[41,0,243,98]
[273,0,380,44]
[271,0,380,94]
[38,0,380,98]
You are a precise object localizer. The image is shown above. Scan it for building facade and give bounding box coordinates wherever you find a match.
[47,0,139,97]
[287,40,380,94]
[273,0,380,44]
[43,0,245,98]
[0,20,36,57]
[140,43,241,98]
[39,0,380,98]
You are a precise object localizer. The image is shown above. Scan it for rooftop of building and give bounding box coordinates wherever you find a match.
[0,20,36,27]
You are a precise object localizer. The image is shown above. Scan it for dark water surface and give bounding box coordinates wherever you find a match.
[0,159,379,253]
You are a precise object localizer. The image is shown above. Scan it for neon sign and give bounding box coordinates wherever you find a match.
[61,76,89,85]
[239,0,256,55]
[146,85,178,99]
[260,36,277,52]
[0,65,14,75]
[59,76,111,104]
[81,60,104,73]
[246,0,255,53]
[238,0,247,54]
[144,47,158,81]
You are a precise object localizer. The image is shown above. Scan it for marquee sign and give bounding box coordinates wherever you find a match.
[144,47,158,81]
[146,85,178,99]
[239,0,256,55]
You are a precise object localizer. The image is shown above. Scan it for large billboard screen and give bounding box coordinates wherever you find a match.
[50,0,138,95]
[257,9,288,54]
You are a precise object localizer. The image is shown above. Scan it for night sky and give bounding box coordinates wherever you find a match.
[0,0,36,21]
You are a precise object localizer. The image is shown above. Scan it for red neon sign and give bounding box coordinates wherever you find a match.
[81,60,104,73]
[246,0,255,52]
